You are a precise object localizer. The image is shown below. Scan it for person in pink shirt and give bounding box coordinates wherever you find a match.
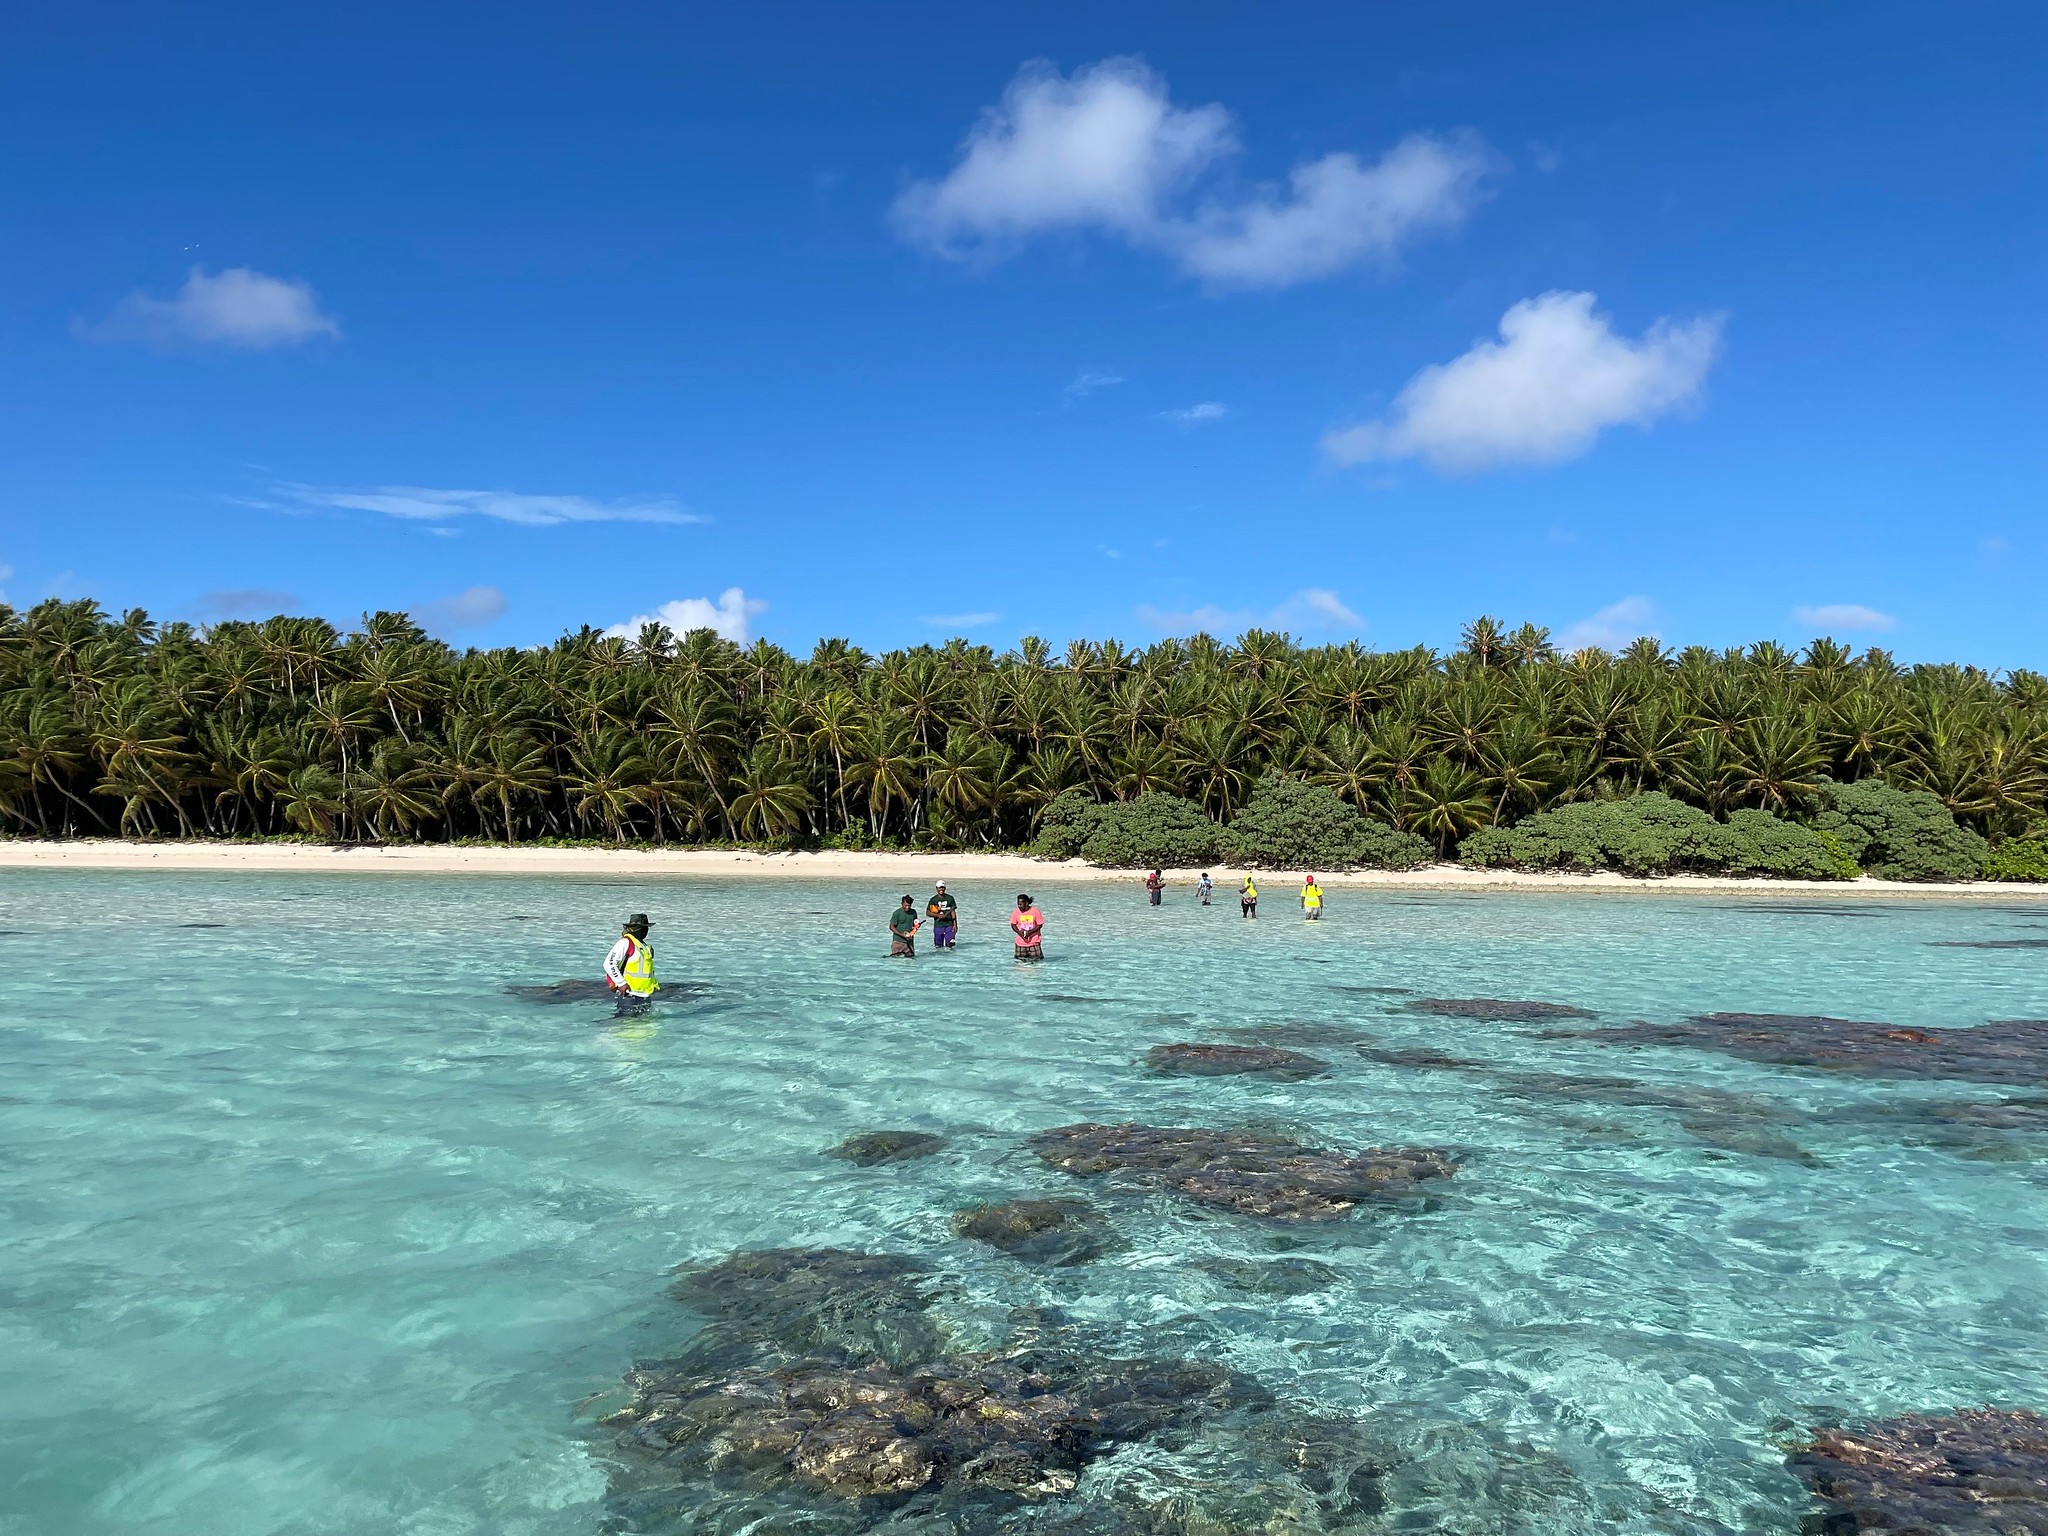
[1010,893,1045,961]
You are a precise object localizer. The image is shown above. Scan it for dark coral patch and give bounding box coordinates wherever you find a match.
[1575,1013,2048,1086]
[826,1131,947,1166]
[1787,1408,2048,1534]
[508,977,702,1004]
[953,1198,1112,1266]
[668,1247,942,1371]
[1146,1043,1330,1078]
[1402,998,1594,1021]
[607,1342,1265,1503]
[1029,1123,1455,1222]
[1193,1255,1343,1297]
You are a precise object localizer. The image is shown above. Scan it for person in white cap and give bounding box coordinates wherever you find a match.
[925,881,959,950]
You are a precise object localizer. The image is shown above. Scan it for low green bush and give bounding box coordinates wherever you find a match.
[1032,787,1104,860]
[1228,774,1431,870]
[1983,838,2048,883]
[1460,792,1848,879]
[1814,778,1988,882]
[1033,789,1232,868]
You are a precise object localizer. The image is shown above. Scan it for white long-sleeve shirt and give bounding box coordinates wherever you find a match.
[604,935,637,991]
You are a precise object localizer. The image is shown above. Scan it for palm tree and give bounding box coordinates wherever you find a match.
[1732,713,1825,814]
[563,730,652,843]
[468,729,552,847]
[728,746,815,840]
[846,718,922,839]
[356,745,439,841]
[278,765,344,838]
[1400,760,1491,854]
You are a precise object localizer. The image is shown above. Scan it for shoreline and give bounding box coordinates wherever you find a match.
[0,839,2042,899]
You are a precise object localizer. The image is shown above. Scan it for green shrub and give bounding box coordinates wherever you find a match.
[1983,838,2048,883]
[1032,787,1101,860]
[1460,791,1847,879]
[1814,778,1987,882]
[1229,774,1431,870]
[1034,789,1231,867]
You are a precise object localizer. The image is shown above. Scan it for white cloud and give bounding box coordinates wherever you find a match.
[1136,602,1253,634]
[411,586,507,632]
[1276,588,1361,629]
[895,58,1231,251]
[1064,369,1126,399]
[894,57,1494,289]
[1556,596,1657,652]
[1792,603,1895,634]
[197,587,296,620]
[0,561,12,603]
[1168,132,1496,288]
[90,267,340,349]
[1157,401,1228,426]
[606,588,765,644]
[1324,291,1723,473]
[922,611,1002,629]
[1138,587,1362,637]
[272,482,701,527]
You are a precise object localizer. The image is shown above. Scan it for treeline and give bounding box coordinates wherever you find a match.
[1,600,2044,868]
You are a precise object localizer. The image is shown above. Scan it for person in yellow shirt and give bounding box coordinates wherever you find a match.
[1301,875,1324,921]
[1239,876,1258,918]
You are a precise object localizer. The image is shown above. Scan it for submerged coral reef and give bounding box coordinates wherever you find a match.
[1574,1013,2048,1086]
[1029,1123,1456,1222]
[1144,1042,1330,1077]
[1787,1408,2048,1533]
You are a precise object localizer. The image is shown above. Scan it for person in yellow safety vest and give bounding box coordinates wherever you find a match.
[605,913,659,1010]
[1301,875,1324,921]
[1239,876,1258,919]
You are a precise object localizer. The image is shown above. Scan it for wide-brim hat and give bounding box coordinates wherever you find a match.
[625,913,652,929]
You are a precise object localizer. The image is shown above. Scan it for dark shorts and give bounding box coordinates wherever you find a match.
[891,935,916,957]
[934,921,956,944]
[1013,941,1043,961]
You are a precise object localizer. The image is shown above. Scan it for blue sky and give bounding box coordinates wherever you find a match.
[4,2,2044,663]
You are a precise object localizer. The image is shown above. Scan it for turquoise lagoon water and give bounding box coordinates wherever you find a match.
[2,870,2046,1535]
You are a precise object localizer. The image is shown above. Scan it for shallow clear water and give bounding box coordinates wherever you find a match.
[2,871,2046,1535]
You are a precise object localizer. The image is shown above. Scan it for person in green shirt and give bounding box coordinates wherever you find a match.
[888,895,922,957]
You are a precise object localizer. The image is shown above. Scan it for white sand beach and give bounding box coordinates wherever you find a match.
[1,839,2043,898]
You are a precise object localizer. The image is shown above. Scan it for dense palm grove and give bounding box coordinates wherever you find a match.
[2,599,2045,853]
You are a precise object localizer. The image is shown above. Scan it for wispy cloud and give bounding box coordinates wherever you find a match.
[894,56,1497,290]
[1137,586,1362,637]
[1556,595,1657,652]
[1324,291,1722,473]
[87,267,341,350]
[606,588,766,645]
[197,588,296,621]
[1064,369,1125,400]
[269,482,701,527]
[1792,603,1895,634]
[1157,401,1228,426]
[922,611,1002,630]
[411,586,507,633]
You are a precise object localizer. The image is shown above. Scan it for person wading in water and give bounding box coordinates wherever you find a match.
[1144,869,1164,906]
[888,895,922,957]
[604,913,659,1013]
[926,881,958,950]
[1010,894,1045,961]
[1239,876,1259,918]
[1301,875,1325,921]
